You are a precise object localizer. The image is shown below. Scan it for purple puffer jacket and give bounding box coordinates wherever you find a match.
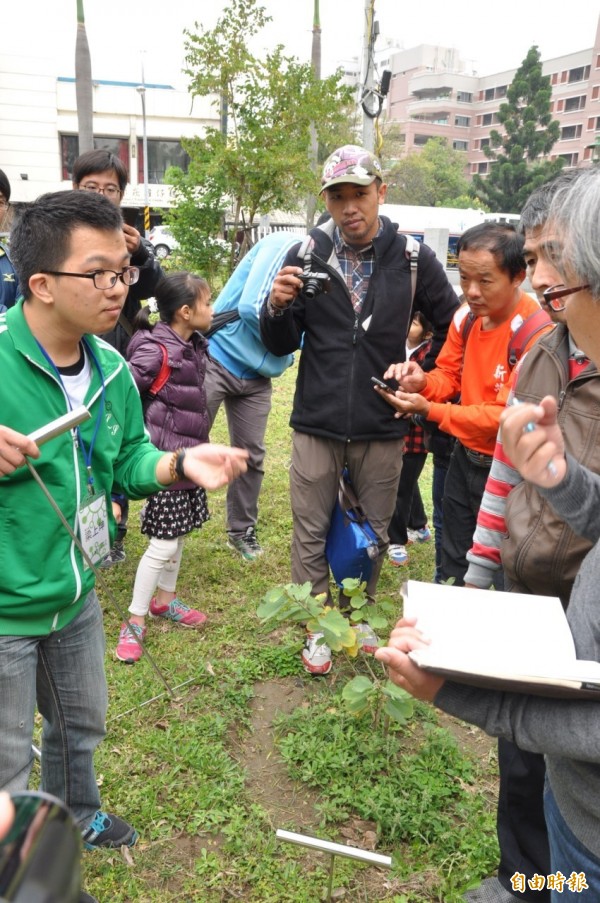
[127,321,210,490]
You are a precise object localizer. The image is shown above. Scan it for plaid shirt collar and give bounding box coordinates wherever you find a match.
[332,220,383,315]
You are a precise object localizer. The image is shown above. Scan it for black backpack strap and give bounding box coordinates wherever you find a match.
[460,310,476,348]
[117,312,134,338]
[202,309,241,339]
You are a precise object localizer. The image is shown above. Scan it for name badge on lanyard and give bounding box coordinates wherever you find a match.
[78,492,110,568]
[35,336,110,569]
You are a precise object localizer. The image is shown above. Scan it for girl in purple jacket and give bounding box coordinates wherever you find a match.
[116,272,213,663]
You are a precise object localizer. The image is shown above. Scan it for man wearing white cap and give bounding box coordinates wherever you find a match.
[260,144,459,674]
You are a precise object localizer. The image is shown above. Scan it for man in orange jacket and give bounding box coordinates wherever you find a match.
[379,222,551,586]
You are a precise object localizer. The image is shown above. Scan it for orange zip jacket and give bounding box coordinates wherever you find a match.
[423,293,552,454]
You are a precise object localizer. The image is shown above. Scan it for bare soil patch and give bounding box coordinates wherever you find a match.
[232,676,322,831]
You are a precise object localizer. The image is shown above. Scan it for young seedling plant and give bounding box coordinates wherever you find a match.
[257,577,414,729]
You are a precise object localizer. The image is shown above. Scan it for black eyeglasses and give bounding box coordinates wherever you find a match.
[542,283,590,312]
[79,183,123,199]
[42,267,140,290]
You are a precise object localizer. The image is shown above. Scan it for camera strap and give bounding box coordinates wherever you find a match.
[297,235,315,276]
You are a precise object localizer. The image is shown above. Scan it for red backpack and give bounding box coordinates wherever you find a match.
[461,307,551,367]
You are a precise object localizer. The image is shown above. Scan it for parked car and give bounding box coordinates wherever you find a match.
[148,225,178,259]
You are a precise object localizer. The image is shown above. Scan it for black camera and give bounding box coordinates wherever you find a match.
[297,272,329,299]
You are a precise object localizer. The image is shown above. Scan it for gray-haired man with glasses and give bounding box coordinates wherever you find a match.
[462,169,599,903]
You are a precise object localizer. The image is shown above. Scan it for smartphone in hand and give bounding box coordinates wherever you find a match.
[371,376,396,394]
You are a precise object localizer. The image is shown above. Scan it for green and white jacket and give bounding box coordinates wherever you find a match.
[0,301,164,635]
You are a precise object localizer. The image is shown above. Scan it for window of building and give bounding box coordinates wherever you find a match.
[478,162,488,174]
[137,139,190,183]
[456,91,472,103]
[453,140,468,151]
[568,66,590,83]
[561,124,582,141]
[61,135,128,180]
[558,153,579,166]
[413,134,432,147]
[455,115,470,127]
[565,95,586,112]
[495,85,507,98]
[482,113,493,126]
[484,88,494,101]
[595,116,600,131]
[479,137,490,149]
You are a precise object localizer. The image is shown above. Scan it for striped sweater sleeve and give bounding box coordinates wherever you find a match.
[464,390,523,587]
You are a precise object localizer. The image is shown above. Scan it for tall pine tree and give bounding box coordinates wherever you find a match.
[472,46,563,212]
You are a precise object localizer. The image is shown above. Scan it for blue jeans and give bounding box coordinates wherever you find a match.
[0,591,107,826]
[544,783,600,899]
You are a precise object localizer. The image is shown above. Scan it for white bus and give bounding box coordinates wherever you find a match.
[380,204,520,267]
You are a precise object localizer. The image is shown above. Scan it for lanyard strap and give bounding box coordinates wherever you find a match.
[35,338,106,494]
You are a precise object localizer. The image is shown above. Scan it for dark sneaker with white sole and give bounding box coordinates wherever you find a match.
[82,810,138,850]
[227,527,264,561]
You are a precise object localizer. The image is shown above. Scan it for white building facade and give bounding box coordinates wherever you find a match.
[0,50,218,211]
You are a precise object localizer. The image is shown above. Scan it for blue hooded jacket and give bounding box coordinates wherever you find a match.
[208,231,302,379]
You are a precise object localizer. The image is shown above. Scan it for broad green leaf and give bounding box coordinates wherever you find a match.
[342,675,376,715]
[384,695,414,724]
[366,615,388,631]
[382,680,412,701]
[256,596,290,622]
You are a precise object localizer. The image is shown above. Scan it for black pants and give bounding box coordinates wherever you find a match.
[497,738,551,902]
[440,443,504,587]
[388,451,428,545]
[115,497,129,544]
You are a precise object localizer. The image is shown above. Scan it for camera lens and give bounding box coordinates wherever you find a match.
[302,279,319,299]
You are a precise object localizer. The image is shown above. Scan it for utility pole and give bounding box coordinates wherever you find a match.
[361,0,377,151]
[75,0,93,154]
[306,0,321,229]
[136,59,150,238]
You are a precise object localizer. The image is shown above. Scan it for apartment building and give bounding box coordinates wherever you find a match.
[385,13,600,177]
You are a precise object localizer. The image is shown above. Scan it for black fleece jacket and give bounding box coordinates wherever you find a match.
[260,216,459,442]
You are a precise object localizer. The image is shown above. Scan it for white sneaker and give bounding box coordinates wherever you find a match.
[302,632,332,675]
[388,544,409,566]
[407,526,431,544]
[354,622,379,654]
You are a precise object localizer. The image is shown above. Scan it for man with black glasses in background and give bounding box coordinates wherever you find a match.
[72,149,163,566]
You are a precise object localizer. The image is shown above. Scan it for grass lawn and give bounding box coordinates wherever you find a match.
[72,361,499,902]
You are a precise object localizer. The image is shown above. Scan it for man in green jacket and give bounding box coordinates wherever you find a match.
[0,190,247,852]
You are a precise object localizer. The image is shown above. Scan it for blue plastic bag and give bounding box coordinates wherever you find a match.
[325,470,379,587]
